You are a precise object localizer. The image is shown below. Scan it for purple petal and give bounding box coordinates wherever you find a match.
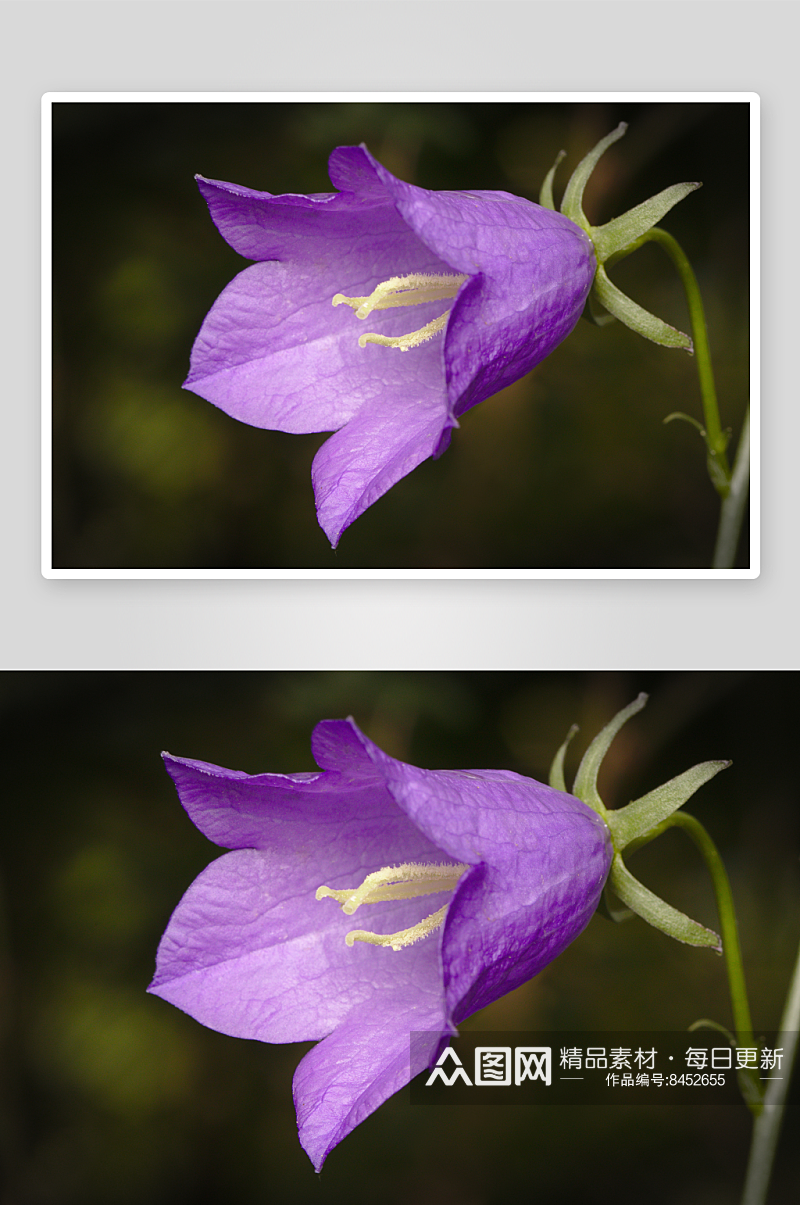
[185,146,596,543]
[442,828,610,1022]
[358,146,596,414]
[338,723,613,1021]
[151,732,453,1043]
[161,743,448,866]
[183,261,366,433]
[148,845,447,1045]
[310,717,390,776]
[195,172,388,264]
[310,352,454,547]
[152,717,615,1172]
[186,168,455,435]
[293,985,450,1171]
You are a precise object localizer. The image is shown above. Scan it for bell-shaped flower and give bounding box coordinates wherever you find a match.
[184,146,597,546]
[148,718,613,1169]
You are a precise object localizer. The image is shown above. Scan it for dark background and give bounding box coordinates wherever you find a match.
[51,100,750,569]
[1,670,796,1203]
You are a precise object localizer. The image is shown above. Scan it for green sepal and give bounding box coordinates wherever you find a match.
[608,760,731,852]
[591,182,701,264]
[539,149,566,211]
[592,264,693,351]
[545,122,700,353]
[560,122,628,233]
[571,693,647,815]
[597,883,634,924]
[562,696,728,954]
[608,853,722,951]
[549,723,578,792]
[582,293,617,327]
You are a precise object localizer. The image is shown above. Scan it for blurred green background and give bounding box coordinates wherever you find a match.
[1,670,796,1203]
[51,100,750,569]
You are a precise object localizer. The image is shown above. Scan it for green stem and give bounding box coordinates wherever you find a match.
[606,229,749,567]
[609,228,729,481]
[634,811,754,1047]
[643,227,729,481]
[626,814,756,1050]
[741,936,800,1205]
[640,811,800,1204]
[712,403,750,570]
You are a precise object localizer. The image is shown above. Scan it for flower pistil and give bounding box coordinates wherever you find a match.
[316,859,469,950]
[332,272,468,351]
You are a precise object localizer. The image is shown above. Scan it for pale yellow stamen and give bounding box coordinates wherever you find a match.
[357,314,450,352]
[332,272,467,353]
[316,860,469,952]
[346,905,450,952]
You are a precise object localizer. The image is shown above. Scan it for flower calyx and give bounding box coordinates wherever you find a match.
[550,693,728,952]
[540,123,701,352]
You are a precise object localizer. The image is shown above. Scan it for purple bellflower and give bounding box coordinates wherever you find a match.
[149,718,612,1169]
[184,146,597,546]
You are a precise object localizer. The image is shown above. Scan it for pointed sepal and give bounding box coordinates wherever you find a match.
[560,122,628,233]
[597,883,635,924]
[546,122,700,353]
[549,723,578,792]
[571,693,647,815]
[608,760,731,852]
[591,182,702,264]
[592,265,693,351]
[539,150,566,211]
[608,853,722,951]
[565,696,728,954]
[582,293,616,328]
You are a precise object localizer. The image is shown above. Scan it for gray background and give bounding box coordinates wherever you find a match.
[4,1,794,668]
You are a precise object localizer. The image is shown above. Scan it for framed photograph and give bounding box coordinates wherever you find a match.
[43,93,757,579]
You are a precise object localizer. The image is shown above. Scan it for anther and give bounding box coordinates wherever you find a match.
[316,860,468,951]
[345,905,450,952]
[333,271,467,352]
